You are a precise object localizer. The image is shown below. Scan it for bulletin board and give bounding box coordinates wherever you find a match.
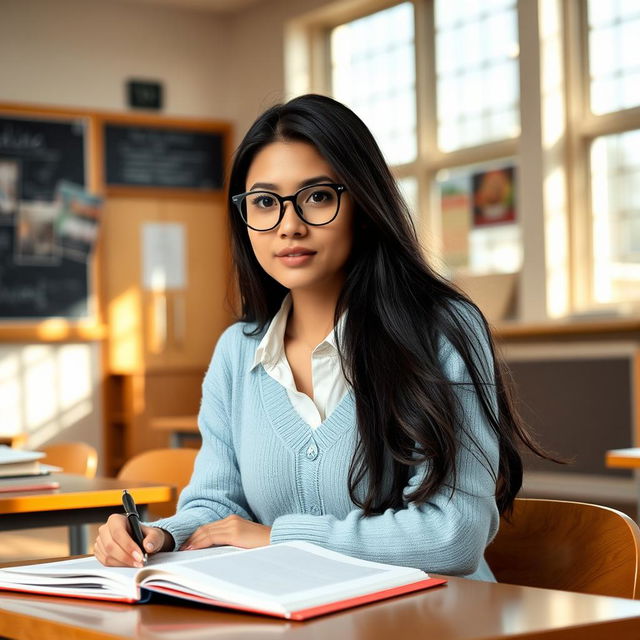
[0,104,231,343]
[0,112,94,320]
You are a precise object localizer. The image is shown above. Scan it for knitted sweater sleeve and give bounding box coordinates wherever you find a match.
[270,305,501,576]
[148,326,254,549]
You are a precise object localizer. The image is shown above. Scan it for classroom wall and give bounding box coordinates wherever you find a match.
[223,0,331,139]
[0,0,333,133]
[0,0,234,119]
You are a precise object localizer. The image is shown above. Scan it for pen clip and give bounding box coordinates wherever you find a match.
[122,489,139,517]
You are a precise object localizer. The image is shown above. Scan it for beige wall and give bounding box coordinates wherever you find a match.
[0,0,333,133]
[0,0,233,118]
[224,0,331,139]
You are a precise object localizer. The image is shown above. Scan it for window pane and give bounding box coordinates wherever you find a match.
[331,2,416,165]
[434,0,520,152]
[587,1,640,114]
[397,176,419,220]
[436,162,521,277]
[591,130,640,303]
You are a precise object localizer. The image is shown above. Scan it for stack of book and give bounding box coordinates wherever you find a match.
[0,446,61,492]
[0,446,47,478]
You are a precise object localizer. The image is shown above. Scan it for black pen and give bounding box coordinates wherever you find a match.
[122,489,147,564]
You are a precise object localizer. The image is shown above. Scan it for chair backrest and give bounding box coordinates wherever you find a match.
[485,498,640,599]
[117,448,198,519]
[41,442,98,478]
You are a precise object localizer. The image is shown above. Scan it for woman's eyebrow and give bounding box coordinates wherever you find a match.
[248,175,335,191]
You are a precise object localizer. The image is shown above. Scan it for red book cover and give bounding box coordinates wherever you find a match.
[148,576,447,620]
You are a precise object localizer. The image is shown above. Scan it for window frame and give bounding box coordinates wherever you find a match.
[567,0,640,311]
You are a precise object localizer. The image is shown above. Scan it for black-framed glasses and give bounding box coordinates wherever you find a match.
[231,183,347,232]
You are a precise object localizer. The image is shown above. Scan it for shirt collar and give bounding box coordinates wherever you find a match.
[250,293,345,371]
[251,294,291,371]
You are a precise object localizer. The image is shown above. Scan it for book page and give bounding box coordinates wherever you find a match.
[173,545,387,595]
[142,542,427,613]
[0,547,240,600]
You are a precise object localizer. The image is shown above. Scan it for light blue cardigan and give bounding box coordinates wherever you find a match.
[151,304,500,581]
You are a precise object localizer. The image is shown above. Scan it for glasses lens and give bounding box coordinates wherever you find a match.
[242,192,281,230]
[296,185,340,225]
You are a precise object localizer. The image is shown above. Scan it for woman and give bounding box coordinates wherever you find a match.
[95,94,543,580]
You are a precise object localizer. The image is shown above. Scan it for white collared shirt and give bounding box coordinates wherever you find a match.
[250,294,349,429]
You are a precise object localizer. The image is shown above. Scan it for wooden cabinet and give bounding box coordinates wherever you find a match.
[101,196,232,474]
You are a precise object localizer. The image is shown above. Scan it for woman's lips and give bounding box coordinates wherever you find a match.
[276,252,316,267]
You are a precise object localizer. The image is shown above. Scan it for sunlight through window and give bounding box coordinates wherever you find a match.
[588,0,640,115]
[331,3,416,165]
[435,0,520,151]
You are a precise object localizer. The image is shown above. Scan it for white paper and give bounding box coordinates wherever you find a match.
[0,446,45,465]
[142,223,186,291]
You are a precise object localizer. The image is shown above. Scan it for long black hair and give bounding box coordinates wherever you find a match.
[228,93,545,516]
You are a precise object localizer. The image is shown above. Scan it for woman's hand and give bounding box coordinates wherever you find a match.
[94,513,174,567]
[180,515,271,550]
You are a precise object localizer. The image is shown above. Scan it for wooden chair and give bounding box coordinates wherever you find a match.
[117,448,198,519]
[0,433,28,448]
[485,498,640,599]
[41,442,98,478]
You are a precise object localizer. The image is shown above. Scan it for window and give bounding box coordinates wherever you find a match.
[435,0,520,152]
[582,0,640,306]
[588,0,640,115]
[330,3,416,166]
[591,130,640,303]
[329,0,521,285]
[288,0,640,320]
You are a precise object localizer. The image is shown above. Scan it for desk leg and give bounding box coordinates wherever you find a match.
[68,524,89,555]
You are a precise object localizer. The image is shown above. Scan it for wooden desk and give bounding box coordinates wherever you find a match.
[0,474,173,555]
[150,415,200,448]
[1,574,640,639]
[606,448,640,469]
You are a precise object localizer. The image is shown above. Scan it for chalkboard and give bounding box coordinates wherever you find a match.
[0,227,90,318]
[0,114,90,319]
[104,124,223,190]
[0,115,85,201]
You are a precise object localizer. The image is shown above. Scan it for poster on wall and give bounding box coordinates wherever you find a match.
[471,166,516,227]
[14,200,61,265]
[54,181,102,262]
[142,222,187,291]
[439,174,471,271]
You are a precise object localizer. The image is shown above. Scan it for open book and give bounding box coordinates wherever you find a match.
[0,542,446,620]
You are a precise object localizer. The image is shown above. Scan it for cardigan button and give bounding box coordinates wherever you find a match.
[305,443,318,460]
[310,505,321,514]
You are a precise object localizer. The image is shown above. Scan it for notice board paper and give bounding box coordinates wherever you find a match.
[141,222,186,291]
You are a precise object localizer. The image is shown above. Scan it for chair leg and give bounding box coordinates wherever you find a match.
[68,524,89,555]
